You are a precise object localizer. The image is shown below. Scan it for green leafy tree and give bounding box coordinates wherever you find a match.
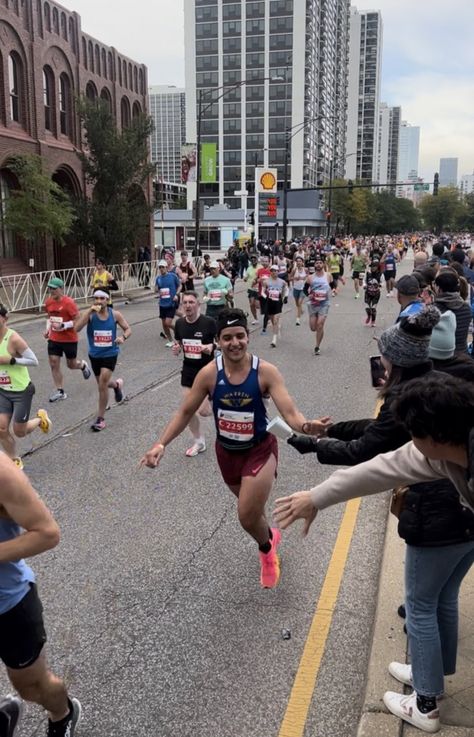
[3,154,75,245]
[370,191,421,234]
[419,187,464,234]
[74,98,155,263]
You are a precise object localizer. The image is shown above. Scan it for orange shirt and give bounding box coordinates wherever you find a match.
[44,296,79,343]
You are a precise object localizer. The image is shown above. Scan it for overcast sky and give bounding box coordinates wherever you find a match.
[68,0,474,182]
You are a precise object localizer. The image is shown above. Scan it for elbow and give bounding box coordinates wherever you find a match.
[43,521,60,551]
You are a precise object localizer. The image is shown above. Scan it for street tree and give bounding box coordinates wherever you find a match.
[74,98,155,263]
[418,187,463,234]
[2,154,75,246]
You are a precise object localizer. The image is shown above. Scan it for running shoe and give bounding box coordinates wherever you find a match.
[165,341,174,348]
[365,315,371,325]
[47,697,82,737]
[251,319,259,325]
[37,409,52,433]
[371,321,376,327]
[259,527,281,588]
[185,439,206,457]
[295,319,301,326]
[81,361,91,380]
[12,457,24,470]
[314,346,320,355]
[91,417,106,432]
[0,695,23,737]
[388,661,412,686]
[383,691,439,733]
[260,329,267,335]
[160,331,166,339]
[113,378,124,404]
[354,294,360,299]
[49,389,67,402]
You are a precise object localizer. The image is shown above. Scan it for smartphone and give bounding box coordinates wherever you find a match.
[370,355,385,388]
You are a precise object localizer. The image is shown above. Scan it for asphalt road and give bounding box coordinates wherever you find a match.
[0,261,410,737]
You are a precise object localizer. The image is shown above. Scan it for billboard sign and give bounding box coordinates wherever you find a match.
[201,142,217,183]
[256,167,278,193]
[181,144,197,184]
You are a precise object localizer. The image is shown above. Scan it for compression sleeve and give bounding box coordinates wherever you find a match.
[15,347,39,366]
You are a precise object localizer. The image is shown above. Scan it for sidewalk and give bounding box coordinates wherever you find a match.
[357,512,474,737]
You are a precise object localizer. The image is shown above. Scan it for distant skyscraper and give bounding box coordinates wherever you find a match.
[439,158,458,187]
[375,103,400,189]
[345,7,383,182]
[398,121,420,182]
[459,173,474,195]
[184,0,351,210]
[149,86,186,184]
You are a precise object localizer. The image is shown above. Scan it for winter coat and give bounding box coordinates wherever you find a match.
[435,293,472,353]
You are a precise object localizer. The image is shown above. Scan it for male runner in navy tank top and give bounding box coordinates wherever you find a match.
[141,309,330,589]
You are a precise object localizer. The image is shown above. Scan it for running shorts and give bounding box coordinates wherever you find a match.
[384,271,396,281]
[181,365,200,388]
[293,288,303,301]
[0,383,35,423]
[215,433,278,487]
[159,306,176,320]
[0,584,47,669]
[308,302,330,317]
[266,299,283,316]
[89,355,118,376]
[247,289,259,300]
[47,340,78,359]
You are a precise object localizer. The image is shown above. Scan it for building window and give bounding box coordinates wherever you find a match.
[100,87,112,112]
[246,2,265,18]
[102,49,107,79]
[59,73,72,136]
[222,21,241,36]
[8,53,22,124]
[88,41,94,73]
[60,12,67,40]
[85,81,98,101]
[69,18,75,50]
[43,66,54,131]
[132,101,141,119]
[246,19,264,34]
[108,52,114,81]
[44,2,51,31]
[121,96,131,128]
[222,4,241,20]
[95,45,101,76]
[52,7,59,33]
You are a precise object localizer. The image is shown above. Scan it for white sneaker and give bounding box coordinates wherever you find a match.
[296,318,301,326]
[185,440,206,457]
[383,691,440,733]
[251,319,259,325]
[388,661,412,686]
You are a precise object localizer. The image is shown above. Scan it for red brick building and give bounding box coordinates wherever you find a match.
[0,0,149,274]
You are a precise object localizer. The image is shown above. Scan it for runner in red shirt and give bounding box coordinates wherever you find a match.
[43,277,91,402]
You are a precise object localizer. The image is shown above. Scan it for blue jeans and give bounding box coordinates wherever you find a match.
[405,541,474,697]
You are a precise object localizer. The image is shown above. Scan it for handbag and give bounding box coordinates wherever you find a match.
[390,486,408,519]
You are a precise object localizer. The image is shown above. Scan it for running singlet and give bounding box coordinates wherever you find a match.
[366,274,381,297]
[174,315,217,370]
[213,354,268,451]
[352,255,366,272]
[292,268,306,290]
[0,517,35,615]
[309,274,330,304]
[266,278,285,301]
[384,254,396,273]
[87,309,119,358]
[327,254,340,273]
[0,329,30,392]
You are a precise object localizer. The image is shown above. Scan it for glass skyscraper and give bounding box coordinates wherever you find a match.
[149,85,186,184]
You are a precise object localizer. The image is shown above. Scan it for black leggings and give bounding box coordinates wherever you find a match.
[259,297,270,329]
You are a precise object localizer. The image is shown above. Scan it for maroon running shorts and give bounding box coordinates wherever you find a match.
[215,433,278,487]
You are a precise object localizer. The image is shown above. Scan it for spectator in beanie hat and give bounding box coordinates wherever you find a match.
[429,310,474,381]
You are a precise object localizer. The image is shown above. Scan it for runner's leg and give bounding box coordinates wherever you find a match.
[48,355,63,390]
[0,412,16,458]
[7,650,69,722]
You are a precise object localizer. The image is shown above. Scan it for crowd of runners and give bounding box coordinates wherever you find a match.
[0,232,474,735]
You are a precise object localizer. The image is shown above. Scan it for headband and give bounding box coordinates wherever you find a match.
[93,290,109,299]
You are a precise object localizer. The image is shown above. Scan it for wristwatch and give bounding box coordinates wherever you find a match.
[9,357,16,365]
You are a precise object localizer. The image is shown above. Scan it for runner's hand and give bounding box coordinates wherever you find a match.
[171,342,181,356]
[140,444,165,468]
[273,491,317,536]
[115,336,125,345]
[305,416,332,436]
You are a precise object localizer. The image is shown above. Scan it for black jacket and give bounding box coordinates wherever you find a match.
[435,295,472,353]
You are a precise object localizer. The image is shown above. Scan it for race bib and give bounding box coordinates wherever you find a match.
[268,288,281,301]
[311,290,327,304]
[50,316,63,331]
[93,330,113,347]
[209,290,222,302]
[160,288,171,299]
[0,371,12,386]
[217,409,254,443]
[182,338,202,359]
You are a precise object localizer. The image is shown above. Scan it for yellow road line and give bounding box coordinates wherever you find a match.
[278,497,362,737]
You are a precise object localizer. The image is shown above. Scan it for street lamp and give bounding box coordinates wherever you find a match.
[194,76,283,251]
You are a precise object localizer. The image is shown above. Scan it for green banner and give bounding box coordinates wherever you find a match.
[200,142,217,183]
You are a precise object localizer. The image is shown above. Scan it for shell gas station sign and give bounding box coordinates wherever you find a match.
[256,168,278,194]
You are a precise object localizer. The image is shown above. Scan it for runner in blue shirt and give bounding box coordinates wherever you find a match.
[155,260,181,347]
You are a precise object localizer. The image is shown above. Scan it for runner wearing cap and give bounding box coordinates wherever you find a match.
[0,306,51,469]
[141,308,331,589]
[303,257,331,355]
[203,262,233,320]
[74,291,131,432]
[155,261,181,347]
[43,278,91,402]
[265,266,288,348]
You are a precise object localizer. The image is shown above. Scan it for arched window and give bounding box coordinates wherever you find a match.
[0,51,4,126]
[44,2,51,32]
[133,66,138,93]
[8,53,23,124]
[101,49,107,79]
[52,7,59,33]
[138,68,144,95]
[132,101,141,119]
[122,60,127,88]
[88,41,94,73]
[59,72,72,136]
[100,87,112,112]
[60,12,67,40]
[118,58,122,86]
[43,65,54,132]
[120,96,131,129]
[0,170,17,259]
[69,17,75,51]
[82,37,87,69]
[95,45,100,76]
[108,52,113,81]
[128,63,132,90]
[85,81,97,101]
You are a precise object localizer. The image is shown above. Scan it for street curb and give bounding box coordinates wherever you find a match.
[356,511,407,737]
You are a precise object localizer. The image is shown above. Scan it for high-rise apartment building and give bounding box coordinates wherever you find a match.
[439,158,458,187]
[149,86,186,184]
[375,103,400,188]
[398,121,420,182]
[460,173,474,196]
[345,7,383,182]
[184,0,351,210]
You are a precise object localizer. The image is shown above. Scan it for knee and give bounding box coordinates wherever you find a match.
[0,425,10,439]
[11,676,42,704]
[13,424,27,438]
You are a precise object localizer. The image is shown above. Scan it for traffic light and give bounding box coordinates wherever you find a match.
[348,179,354,194]
[433,172,439,196]
[249,211,255,226]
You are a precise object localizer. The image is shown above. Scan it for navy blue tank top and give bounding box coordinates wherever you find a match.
[213,354,268,451]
